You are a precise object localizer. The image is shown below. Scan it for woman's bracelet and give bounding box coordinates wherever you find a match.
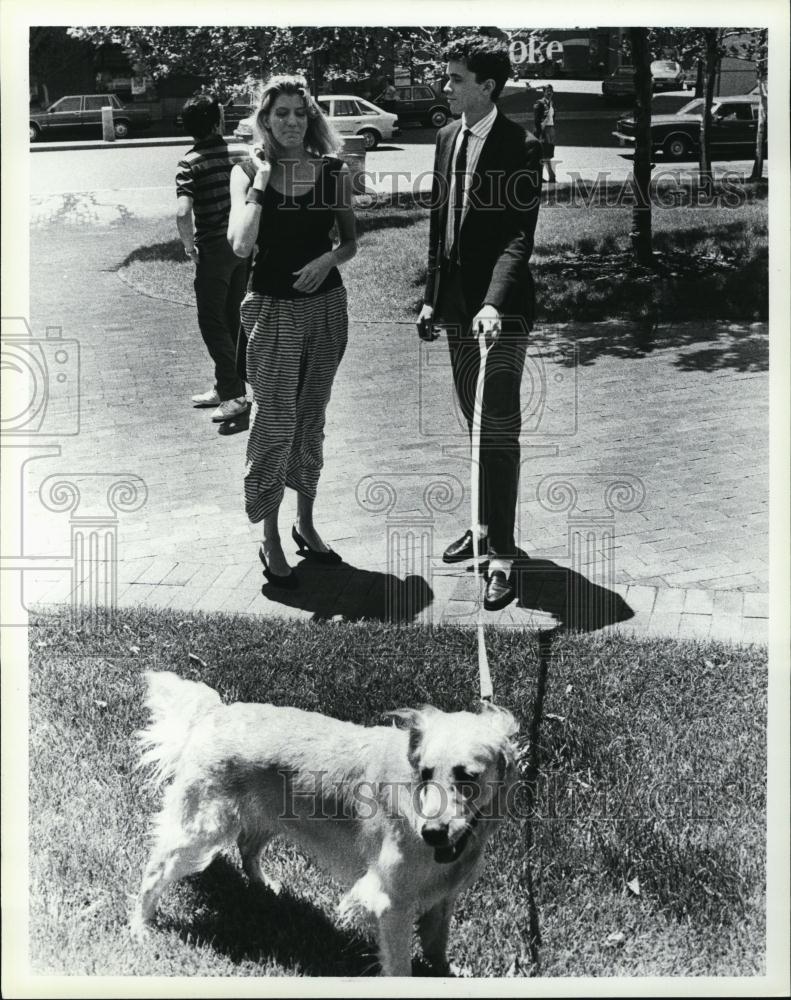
[245,187,266,207]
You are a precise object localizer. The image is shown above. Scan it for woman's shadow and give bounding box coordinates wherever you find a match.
[259,557,433,623]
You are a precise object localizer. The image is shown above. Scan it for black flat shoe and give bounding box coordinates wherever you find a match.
[259,545,299,590]
[483,570,515,611]
[442,530,489,564]
[292,525,342,565]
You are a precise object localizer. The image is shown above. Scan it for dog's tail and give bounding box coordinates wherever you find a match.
[136,671,221,787]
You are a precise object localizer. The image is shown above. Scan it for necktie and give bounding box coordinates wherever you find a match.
[450,128,471,263]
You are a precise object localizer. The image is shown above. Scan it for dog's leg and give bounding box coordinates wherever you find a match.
[237,830,281,895]
[417,896,455,974]
[377,907,415,976]
[131,835,223,941]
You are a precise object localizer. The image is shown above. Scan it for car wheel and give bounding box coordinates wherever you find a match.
[113,120,130,139]
[663,133,692,161]
[430,108,449,128]
[359,128,379,150]
[29,123,40,142]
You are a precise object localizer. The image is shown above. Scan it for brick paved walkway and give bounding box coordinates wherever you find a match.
[18,206,768,645]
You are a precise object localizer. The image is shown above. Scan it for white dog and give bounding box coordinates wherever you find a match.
[131,671,518,976]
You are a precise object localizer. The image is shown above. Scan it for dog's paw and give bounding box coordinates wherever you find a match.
[129,917,150,944]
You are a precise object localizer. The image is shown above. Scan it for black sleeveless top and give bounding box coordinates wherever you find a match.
[242,156,344,299]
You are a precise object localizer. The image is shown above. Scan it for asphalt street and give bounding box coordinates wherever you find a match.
[31,140,761,209]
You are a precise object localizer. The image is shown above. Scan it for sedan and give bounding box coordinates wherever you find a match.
[612,94,766,161]
[650,60,688,92]
[234,95,399,150]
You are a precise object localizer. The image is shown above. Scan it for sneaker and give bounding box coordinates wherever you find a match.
[192,387,220,407]
[210,396,250,423]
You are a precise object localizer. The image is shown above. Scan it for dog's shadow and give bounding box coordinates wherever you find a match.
[168,855,379,976]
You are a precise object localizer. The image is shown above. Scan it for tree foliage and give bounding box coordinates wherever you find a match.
[66,25,508,95]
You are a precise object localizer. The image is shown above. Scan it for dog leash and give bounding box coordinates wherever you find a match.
[471,331,494,703]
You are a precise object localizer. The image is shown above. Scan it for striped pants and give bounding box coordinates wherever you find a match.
[241,287,348,524]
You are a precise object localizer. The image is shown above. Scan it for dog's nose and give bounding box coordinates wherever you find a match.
[422,822,449,847]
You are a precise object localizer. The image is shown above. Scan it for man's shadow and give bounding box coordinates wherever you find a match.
[509,553,634,631]
[167,855,378,975]
[259,558,433,623]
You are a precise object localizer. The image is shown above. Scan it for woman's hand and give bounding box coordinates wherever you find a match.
[292,253,333,294]
[251,146,272,188]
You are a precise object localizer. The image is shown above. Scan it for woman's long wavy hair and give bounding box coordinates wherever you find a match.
[252,75,343,160]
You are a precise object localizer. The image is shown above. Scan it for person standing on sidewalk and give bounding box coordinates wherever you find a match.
[533,84,558,183]
[417,36,542,611]
[176,94,250,424]
[228,75,357,590]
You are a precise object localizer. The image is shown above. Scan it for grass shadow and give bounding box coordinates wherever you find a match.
[172,855,377,975]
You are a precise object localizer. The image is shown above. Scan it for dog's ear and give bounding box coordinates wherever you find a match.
[384,707,430,770]
[478,700,519,740]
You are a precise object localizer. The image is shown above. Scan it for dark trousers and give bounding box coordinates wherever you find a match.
[435,261,528,557]
[194,233,247,400]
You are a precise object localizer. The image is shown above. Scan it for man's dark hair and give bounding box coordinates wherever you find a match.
[181,94,221,140]
[442,35,513,102]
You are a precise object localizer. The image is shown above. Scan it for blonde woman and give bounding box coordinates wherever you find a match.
[228,75,357,589]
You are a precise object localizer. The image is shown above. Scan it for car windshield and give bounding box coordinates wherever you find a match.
[652,61,678,72]
[678,99,705,116]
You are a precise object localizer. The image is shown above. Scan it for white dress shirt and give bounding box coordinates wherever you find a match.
[444,105,498,254]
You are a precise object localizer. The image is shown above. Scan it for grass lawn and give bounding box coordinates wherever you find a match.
[29,606,766,977]
[115,187,768,325]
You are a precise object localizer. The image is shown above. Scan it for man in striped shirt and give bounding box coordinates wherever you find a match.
[176,94,249,424]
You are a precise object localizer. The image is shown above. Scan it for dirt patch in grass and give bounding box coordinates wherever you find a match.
[28,607,766,977]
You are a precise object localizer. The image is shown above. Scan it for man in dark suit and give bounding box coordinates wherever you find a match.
[418,36,542,611]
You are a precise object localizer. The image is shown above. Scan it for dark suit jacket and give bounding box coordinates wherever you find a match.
[424,111,542,329]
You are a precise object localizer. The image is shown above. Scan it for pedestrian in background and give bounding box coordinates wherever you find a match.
[380,77,399,114]
[533,83,558,183]
[176,94,250,424]
[227,75,357,590]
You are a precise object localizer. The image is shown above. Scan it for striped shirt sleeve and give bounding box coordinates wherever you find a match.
[175,157,194,199]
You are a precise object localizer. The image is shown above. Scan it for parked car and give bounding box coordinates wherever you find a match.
[649,60,688,92]
[29,94,151,142]
[613,94,766,161]
[234,95,399,150]
[175,95,254,135]
[602,62,691,103]
[372,84,451,128]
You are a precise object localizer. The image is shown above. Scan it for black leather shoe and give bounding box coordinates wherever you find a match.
[259,545,299,590]
[442,530,488,564]
[292,525,342,565]
[484,570,515,611]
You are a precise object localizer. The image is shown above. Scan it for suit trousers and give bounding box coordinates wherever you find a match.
[194,233,247,401]
[435,260,528,557]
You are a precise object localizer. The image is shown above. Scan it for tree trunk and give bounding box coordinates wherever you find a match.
[629,28,653,265]
[698,29,720,198]
[751,72,767,181]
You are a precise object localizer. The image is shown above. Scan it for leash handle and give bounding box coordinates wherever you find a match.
[472,332,494,702]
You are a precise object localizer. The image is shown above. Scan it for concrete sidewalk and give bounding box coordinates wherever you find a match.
[21,206,768,645]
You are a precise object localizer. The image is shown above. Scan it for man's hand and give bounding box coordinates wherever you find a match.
[185,246,199,264]
[417,303,439,341]
[472,304,502,346]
